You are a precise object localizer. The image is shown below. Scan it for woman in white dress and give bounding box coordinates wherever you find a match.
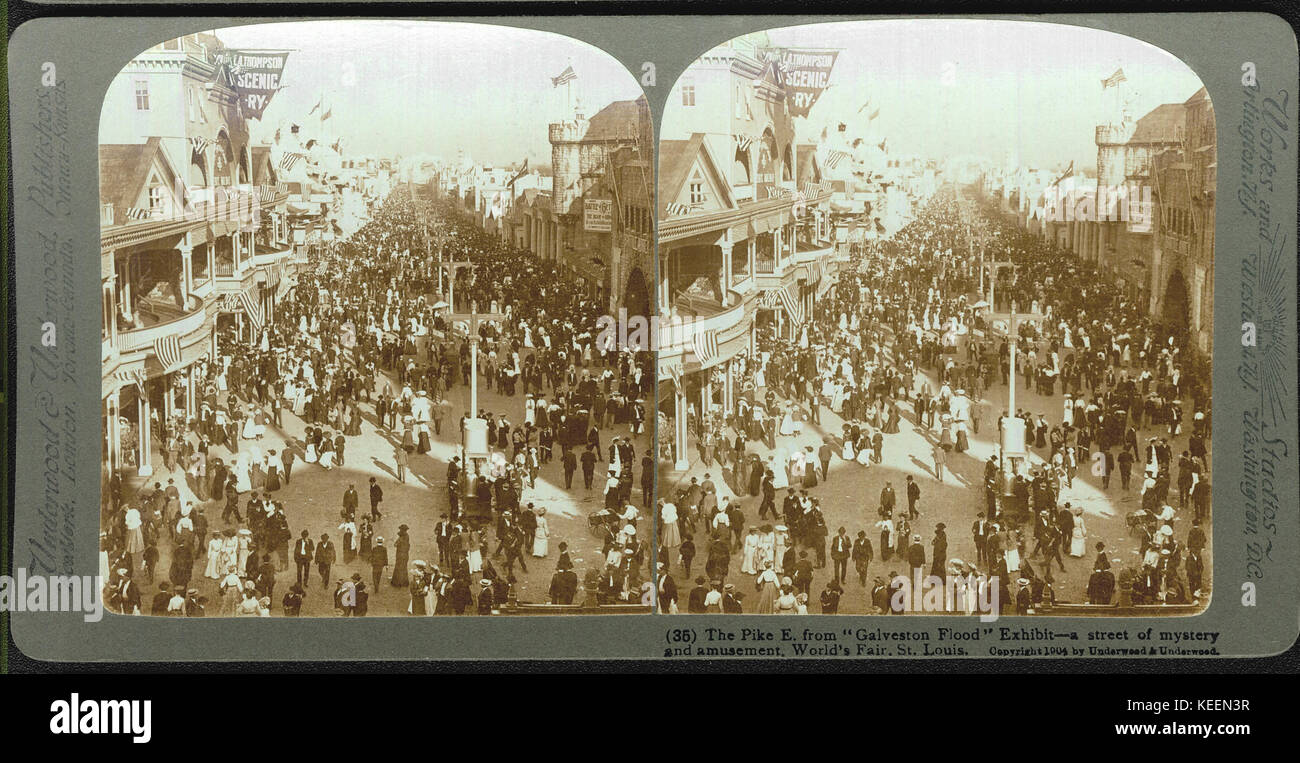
[204,533,224,579]
[532,509,550,558]
[659,502,681,549]
[1069,507,1087,557]
[756,528,775,573]
[779,408,796,437]
[318,444,335,470]
[236,529,252,572]
[841,434,856,462]
[770,449,790,489]
[466,530,483,574]
[304,439,318,464]
[789,450,805,482]
[740,528,760,575]
[233,455,252,493]
[773,526,790,574]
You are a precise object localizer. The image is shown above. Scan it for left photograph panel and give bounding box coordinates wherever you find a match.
[97,20,656,617]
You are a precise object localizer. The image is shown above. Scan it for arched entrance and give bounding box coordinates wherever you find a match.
[1161,269,1191,342]
[624,266,651,322]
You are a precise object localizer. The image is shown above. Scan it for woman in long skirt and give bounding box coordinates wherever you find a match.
[204,533,224,579]
[391,527,410,587]
[466,530,483,574]
[532,509,550,558]
[754,563,779,613]
[741,528,759,575]
[658,502,681,549]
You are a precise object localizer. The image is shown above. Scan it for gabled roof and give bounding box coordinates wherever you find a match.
[1130,103,1186,144]
[99,137,184,222]
[584,95,649,143]
[657,133,735,218]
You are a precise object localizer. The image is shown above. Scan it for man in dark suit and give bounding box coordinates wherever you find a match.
[656,563,678,613]
[905,475,921,519]
[280,444,295,485]
[562,449,577,489]
[758,471,776,519]
[880,482,896,517]
[687,576,708,613]
[368,477,383,521]
[293,531,315,588]
[817,441,833,483]
[370,538,389,590]
[830,527,852,584]
[972,513,990,565]
[342,484,359,520]
[1087,566,1116,604]
[315,533,336,587]
[580,447,597,489]
[549,562,579,605]
[434,514,453,566]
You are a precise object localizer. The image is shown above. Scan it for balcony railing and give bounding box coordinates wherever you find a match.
[115,294,207,355]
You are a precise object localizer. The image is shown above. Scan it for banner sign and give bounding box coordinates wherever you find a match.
[216,50,291,119]
[584,198,613,232]
[779,49,839,118]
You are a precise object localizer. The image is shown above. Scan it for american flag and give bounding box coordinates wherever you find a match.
[279,152,304,171]
[692,329,719,367]
[551,65,577,87]
[154,336,183,372]
[1101,68,1127,90]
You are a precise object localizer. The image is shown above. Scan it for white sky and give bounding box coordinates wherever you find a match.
[214,20,643,164]
[765,19,1207,172]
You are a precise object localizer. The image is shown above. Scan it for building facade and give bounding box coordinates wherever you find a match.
[100,33,317,477]
[656,36,836,470]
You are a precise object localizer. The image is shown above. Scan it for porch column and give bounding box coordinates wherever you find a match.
[702,374,714,420]
[137,390,153,477]
[722,359,735,418]
[178,243,193,306]
[107,392,120,474]
[674,381,690,471]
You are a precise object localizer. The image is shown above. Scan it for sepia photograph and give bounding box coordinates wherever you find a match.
[97,20,655,617]
[654,20,1214,617]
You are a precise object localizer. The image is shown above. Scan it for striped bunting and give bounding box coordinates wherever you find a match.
[824,149,851,170]
[125,207,150,221]
[113,368,147,392]
[664,202,692,217]
[759,287,804,325]
[666,363,682,389]
[279,152,305,171]
[259,184,277,204]
[734,133,757,152]
[239,289,263,334]
[692,328,719,368]
[765,186,794,199]
[189,137,210,155]
[757,289,783,310]
[153,335,183,372]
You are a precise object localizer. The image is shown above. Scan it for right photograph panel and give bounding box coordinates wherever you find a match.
[655,20,1215,617]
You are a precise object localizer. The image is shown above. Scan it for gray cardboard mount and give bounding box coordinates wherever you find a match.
[7,13,1299,661]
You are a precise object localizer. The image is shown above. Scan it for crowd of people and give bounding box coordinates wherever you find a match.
[657,184,1212,615]
[102,187,654,616]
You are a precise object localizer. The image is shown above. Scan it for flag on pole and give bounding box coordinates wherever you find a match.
[508,158,530,186]
[308,99,321,115]
[551,65,577,87]
[321,106,332,120]
[1101,69,1126,89]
